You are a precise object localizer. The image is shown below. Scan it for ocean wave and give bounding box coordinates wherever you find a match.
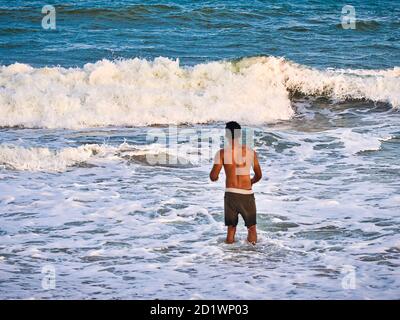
[0,27,36,36]
[277,25,310,32]
[0,144,106,172]
[337,129,392,155]
[0,56,398,129]
[0,142,198,172]
[58,4,182,20]
[335,19,381,31]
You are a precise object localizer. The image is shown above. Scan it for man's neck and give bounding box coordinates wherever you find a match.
[228,139,241,148]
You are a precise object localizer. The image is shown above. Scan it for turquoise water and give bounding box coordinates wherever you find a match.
[1,0,399,69]
[0,1,399,299]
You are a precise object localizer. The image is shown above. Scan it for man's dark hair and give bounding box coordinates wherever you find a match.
[225,121,241,140]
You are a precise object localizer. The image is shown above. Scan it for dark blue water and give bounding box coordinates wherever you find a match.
[1,0,399,68]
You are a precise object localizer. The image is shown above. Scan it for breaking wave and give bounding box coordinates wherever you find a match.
[0,144,107,172]
[0,142,199,172]
[0,56,399,129]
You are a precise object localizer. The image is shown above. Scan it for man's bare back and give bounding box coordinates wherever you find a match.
[209,122,262,245]
[213,145,261,190]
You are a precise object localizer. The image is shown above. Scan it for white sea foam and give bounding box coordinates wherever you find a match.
[278,59,400,106]
[0,122,399,298]
[0,141,203,172]
[0,144,112,172]
[338,129,392,154]
[1,56,398,129]
[0,126,393,172]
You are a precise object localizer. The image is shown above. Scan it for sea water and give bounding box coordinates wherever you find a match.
[0,0,399,299]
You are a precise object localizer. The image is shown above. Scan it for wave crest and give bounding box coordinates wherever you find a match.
[0,56,398,129]
[0,142,198,172]
[0,144,105,172]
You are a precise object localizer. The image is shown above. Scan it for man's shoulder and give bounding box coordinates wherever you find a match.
[242,145,255,153]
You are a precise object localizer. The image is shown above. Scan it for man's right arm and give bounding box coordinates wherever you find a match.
[209,150,223,182]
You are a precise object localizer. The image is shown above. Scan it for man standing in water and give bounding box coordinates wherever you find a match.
[209,122,262,244]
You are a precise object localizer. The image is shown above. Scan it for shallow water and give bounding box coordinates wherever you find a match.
[0,0,400,299]
[1,103,399,299]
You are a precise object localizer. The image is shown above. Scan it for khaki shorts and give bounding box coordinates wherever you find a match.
[224,192,257,227]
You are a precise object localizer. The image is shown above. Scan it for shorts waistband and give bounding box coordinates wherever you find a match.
[225,188,254,195]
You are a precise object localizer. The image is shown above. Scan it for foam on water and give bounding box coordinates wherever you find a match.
[1,56,399,129]
[0,143,106,172]
[1,126,392,172]
[0,140,207,172]
[0,67,399,299]
[0,120,399,299]
[337,129,392,155]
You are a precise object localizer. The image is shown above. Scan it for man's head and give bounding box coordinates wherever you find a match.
[225,121,241,141]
